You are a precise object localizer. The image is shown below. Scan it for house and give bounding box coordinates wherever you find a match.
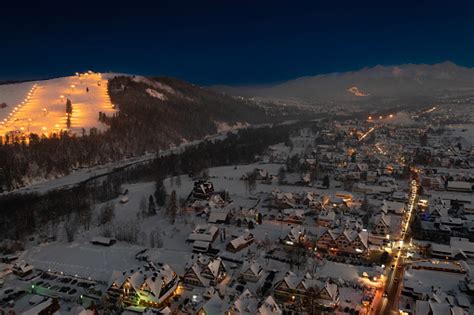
[196,292,223,315]
[257,296,282,315]
[21,298,60,315]
[12,261,33,276]
[191,180,215,200]
[240,260,263,282]
[421,176,443,190]
[227,232,254,253]
[193,240,211,254]
[381,199,406,215]
[430,243,467,260]
[282,226,306,246]
[450,237,474,258]
[372,214,391,236]
[208,210,230,224]
[188,225,219,244]
[227,289,259,314]
[272,192,297,209]
[90,236,116,247]
[414,300,467,315]
[273,272,339,310]
[366,171,378,183]
[282,209,305,224]
[316,228,369,255]
[427,204,449,221]
[107,264,179,308]
[317,210,336,227]
[183,255,226,287]
[390,191,409,203]
[447,181,473,193]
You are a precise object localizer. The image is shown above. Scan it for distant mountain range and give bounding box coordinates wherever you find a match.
[212,61,474,105]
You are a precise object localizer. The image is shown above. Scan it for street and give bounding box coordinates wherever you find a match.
[373,179,418,315]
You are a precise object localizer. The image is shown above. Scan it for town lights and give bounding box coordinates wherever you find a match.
[379,116,383,119]
[389,114,394,118]
[368,116,372,120]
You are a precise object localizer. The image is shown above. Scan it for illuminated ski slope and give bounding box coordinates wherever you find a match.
[0,72,116,138]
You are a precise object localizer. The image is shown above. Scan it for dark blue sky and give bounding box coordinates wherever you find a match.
[1,0,474,85]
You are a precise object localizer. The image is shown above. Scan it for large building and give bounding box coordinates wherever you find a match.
[107,263,179,308]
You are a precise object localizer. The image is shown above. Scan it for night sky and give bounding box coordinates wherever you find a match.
[1,0,474,85]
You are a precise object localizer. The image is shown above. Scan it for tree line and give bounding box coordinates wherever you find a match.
[0,121,311,247]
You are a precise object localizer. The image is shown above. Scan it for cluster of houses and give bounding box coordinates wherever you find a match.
[3,115,473,314]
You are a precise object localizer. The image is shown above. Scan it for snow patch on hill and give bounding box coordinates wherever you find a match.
[133,76,176,95]
[215,121,250,133]
[347,86,369,97]
[146,88,167,100]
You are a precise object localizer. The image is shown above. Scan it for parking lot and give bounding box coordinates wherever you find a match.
[31,271,104,302]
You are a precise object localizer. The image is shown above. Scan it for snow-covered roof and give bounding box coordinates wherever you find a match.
[199,292,223,314]
[232,289,259,314]
[258,296,282,315]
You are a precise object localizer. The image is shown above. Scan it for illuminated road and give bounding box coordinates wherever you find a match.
[378,179,417,315]
[366,121,417,315]
[359,126,376,141]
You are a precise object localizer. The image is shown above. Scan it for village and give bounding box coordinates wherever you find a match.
[0,104,473,315]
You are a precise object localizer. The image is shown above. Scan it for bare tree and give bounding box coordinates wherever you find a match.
[99,202,115,225]
[64,214,79,242]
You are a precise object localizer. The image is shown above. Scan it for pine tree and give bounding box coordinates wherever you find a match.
[278,167,286,185]
[154,180,167,208]
[148,195,156,216]
[65,99,72,114]
[176,174,182,187]
[322,174,330,188]
[139,197,147,218]
[167,190,177,224]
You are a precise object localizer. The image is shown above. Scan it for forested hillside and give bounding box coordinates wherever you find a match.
[0,76,309,190]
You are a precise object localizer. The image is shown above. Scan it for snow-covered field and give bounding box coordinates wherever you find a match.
[20,241,143,283]
[0,72,116,136]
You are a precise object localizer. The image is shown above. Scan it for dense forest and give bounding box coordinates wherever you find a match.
[0,76,312,190]
[0,121,312,245]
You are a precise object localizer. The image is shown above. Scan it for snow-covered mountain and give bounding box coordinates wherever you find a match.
[213,61,474,105]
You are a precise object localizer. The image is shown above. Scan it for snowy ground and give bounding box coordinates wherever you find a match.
[2,152,156,195]
[0,72,117,137]
[19,241,143,283]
